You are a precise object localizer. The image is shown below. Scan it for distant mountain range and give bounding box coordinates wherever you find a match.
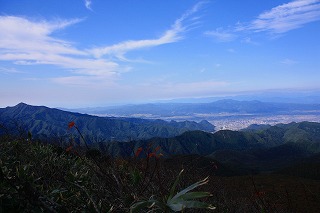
[156,91,320,104]
[0,103,214,142]
[70,99,320,118]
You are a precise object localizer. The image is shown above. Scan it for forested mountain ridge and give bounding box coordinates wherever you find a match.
[243,121,320,151]
[96,121,320,175]
[98,121,320,157]
[0,103,215,141]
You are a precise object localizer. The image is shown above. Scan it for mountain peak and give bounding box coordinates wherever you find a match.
[13,102,33,110]
[16,102,29,107]
[5,102,35,114]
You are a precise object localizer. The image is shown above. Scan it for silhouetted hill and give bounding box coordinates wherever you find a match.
[0,103,215,141]
[276,152,320,179]
[163,154,243,176]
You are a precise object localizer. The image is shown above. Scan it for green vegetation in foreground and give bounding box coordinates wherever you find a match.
[0,137,214,212]
[1,137,320,212]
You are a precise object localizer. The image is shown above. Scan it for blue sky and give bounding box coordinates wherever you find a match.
[1,0,320,107]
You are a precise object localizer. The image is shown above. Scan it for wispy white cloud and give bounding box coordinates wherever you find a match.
[237,0,320,34]
[52,75,117,87]
[0,67,23,74]
[204,28,236,42]
[84,0,93,11]
[0,2,206,86]
[206,0,320,44]
[0,16,84,55]
[0,16,121,81]
[281,58,298,65]
[89,1,207,59]
[241,37,259,45]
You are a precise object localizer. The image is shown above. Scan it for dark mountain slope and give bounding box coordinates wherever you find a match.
[276,152,320,179]
[99,130,265,158]
[207,142,310,174]
[95,122,320,176]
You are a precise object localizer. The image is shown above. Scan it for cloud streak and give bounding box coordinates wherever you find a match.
[206,0,320,43]
[89,1,206,59]
[84,0,93,11]
[0,67,23,74]
[238,0,320,34]
[0,16,84,55]
[0,16,122,82]
[281,58,298,65]
[0,2,206,86]
[204,28,236,42]
[0,16,84,58]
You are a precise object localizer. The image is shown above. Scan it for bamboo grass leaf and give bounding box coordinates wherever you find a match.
[170,176,209,201]
[176,191,212,201]
[168,169,184,200]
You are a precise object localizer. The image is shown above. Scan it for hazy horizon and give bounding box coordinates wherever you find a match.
[1,0,320,108]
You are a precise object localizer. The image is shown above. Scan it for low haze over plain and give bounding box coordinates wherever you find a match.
[1,0,320,107]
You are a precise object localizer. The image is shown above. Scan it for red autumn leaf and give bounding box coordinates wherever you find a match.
[68,121,75,129]
[255,191,266,197]
[135,147,143,157]
[66,145,73,152]
[148,152,156,158]
[154,146,161,152]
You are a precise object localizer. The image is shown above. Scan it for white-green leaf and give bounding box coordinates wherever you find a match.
[175,191,212,201]
[170,176,209,201]
[168,169,184,200]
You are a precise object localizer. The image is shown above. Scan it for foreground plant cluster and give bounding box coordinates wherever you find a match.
[1,125,320,212]
[0,133,216,212]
